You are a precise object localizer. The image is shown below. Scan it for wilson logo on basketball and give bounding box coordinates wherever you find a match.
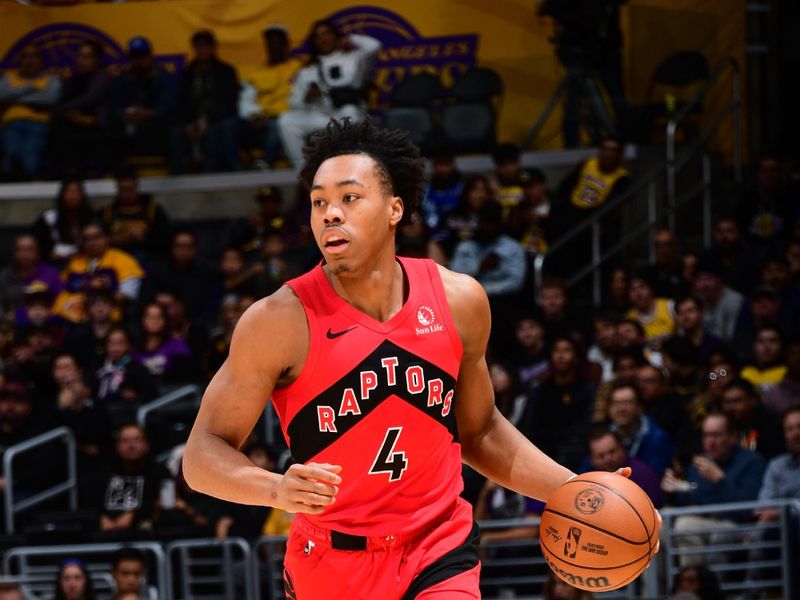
[574,488,605,514]
[415,305,444,336]
[545,557,611,589]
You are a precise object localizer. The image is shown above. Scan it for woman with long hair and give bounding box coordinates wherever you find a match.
[133,302,193,384]
[438,174,492,258]
[54,558,96,600]
[32,178,95,264]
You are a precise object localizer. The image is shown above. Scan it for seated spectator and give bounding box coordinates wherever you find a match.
[637,363,687,442]
[604,265,630,317]
[617,318,661,366]
[490,143,524,216]
[420,147,463,232]
[0,42,60,180]
[662,336,702,400]
[54,558,96,600]
[587,312,618,383]
[52,353,111,488]
[450,201,526,297]
[93,424,170,533]
[226,186,293,259]
[53,222,145,324]
[735,152,798,251]
[762,336,800,417]
[152,289,208,363]
[680,252,698,291]
[507,168,551,256]
[96,327,158,425]
[63,290,118,375]
[171,30,239,173]
[110,548,148,599]
[626,271,676,349]
[205,294,241,375]
[607,381,673,476]
[0,377,59,507]
[731,284,783,358]
[646,229,686,299]
[277,20,381,167]
[0,582,22,600]
[437,174,491,258]
[670,565,723,600]
[205,247,260,316]
[760,255,800,329]
[756,407,800,519]
[504,313,549,389]
[6,323,62,401]
[144,229,209,318]
[686,354,739,446]
[519,336,596,471]
[674,294,725,365]
[584,427,663,507]
[238,25,301,167]
[592,348,648,422]
[250,229,306,297]
[133,303,192,385]
[51,40,114,174]
[32,178,95,265]
[662,411,766,566]
[693,256,744,341]
[539,277,588,341]
[111,37,176,159]
[705,217,760,294]
[396,209,447,264]
[0,233,61,322]
[721,378,784,460]
[741,325,787,391]
[542,572,595,600]
[101,168,171,263]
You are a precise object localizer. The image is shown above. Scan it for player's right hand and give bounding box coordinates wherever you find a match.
[272,462,342,514]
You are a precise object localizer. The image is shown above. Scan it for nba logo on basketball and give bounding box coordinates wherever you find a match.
[564,526,581,558]
[416,306,444,335]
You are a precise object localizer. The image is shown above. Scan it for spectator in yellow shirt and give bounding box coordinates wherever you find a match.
[627,271,675,349]
[239,25,301,167]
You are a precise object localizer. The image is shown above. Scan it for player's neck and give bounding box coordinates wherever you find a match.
[326,254,406,323]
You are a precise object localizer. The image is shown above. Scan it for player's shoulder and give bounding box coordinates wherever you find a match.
[435,264,490,350]
[231,285,308,359]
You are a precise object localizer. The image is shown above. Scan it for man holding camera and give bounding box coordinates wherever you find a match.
[278,19,381,167]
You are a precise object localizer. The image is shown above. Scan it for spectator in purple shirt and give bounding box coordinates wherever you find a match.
[133,303,193,385]
[0,233,61,321]
[584,427,663,507]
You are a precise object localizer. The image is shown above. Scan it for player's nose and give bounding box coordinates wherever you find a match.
[323,203,345,224]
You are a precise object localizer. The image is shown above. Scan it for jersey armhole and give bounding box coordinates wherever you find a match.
[273,281,321,400]
[426,261,464,362]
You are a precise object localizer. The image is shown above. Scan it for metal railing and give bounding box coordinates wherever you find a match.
[3,427,77,534]
[533,58,743,304]
[166,537,255,600]
[136,384,202,429]
[3,541,167,600]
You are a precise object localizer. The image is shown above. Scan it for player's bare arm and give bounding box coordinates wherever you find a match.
[440,265,575,501]
[182,287,341,514]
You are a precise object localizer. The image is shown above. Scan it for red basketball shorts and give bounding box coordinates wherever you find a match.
[283,497,480,599]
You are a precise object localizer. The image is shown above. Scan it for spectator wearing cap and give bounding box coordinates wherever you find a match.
[421,146,464,232]
[111,36,176,159]
[646,229,686,298]
[171,30,240,173]
[626,271,676,348]
[238,24,301,167]
[0,42,60,180]
[0,233,61,321]
[692,255,744,341]
[721,378,784,460]
[226,186,291,259]
[741,325,787,391]
[53,222,145,324]
[762,337,800,417]
[101,167,172,263]
[674,294,725,365]
[507,168,551,256]
[51,40,115,174]
[278,20,382,167]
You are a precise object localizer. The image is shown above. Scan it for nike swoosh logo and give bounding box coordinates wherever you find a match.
[326,326,357,339]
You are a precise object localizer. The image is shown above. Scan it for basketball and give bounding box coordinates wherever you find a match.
[539,471,659,592]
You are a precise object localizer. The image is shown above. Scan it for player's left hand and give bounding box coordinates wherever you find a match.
[614,467,632,478]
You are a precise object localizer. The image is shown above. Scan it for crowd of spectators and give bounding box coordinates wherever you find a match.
[0,134,795,596]
[0,21,382,180]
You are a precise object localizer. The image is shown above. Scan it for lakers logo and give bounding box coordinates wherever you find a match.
[574,488,605,514]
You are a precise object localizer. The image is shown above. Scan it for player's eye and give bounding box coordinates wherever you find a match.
[343,194,358,202]
[311,198,326,208]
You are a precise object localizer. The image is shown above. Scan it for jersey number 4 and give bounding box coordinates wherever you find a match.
[369,427,408,482]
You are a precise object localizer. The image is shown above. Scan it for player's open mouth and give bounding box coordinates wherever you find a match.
[322,230,351,252]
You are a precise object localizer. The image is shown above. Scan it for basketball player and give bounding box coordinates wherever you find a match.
[183,119,637,599]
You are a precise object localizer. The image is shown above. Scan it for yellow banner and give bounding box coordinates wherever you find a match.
[0,0,744,152]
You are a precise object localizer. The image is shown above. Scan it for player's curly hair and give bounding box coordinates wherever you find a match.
[300,118,426,224]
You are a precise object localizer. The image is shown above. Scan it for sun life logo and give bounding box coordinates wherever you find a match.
[415,305,443,336]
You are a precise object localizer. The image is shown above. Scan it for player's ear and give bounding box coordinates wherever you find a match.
[389,196,403,226]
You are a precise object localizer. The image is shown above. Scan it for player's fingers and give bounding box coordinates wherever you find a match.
[311,463,343,474]
[296,491,336,506]
[292,502,326,515]
[297,464,343,484]
[311,481,338,497]
[615,466,632,478]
